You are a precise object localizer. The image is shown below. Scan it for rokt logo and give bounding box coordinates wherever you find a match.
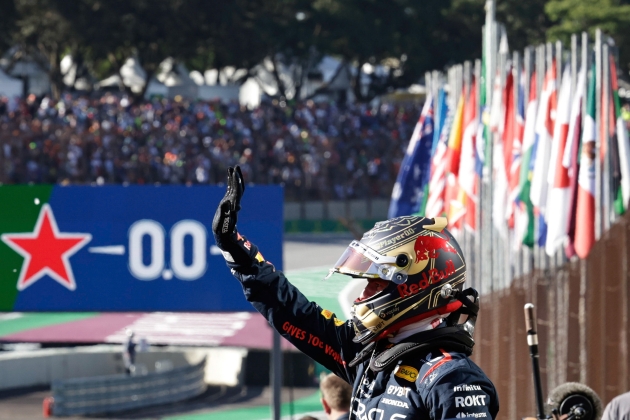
[455,395,487,408]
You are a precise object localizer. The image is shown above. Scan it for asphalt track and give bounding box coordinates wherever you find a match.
[0,233,355,420]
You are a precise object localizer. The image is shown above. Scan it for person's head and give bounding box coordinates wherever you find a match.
[328,216,469,344]
[320,373,352,419]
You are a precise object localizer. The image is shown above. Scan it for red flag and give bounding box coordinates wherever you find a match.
[458,78,479,231]
[564,65,586,258]
[492,66,513,235]
[503,67,526,229]
[574,63,596,259]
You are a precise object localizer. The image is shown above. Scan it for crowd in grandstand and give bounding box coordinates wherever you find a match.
[0,94,421,201]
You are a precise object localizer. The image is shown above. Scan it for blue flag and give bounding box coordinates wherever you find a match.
[388,95,435,218]
[431,89,448,156]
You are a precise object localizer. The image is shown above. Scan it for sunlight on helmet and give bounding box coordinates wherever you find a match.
[328,215,466,345]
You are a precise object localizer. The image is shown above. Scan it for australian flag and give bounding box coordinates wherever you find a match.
[388,95,435,218]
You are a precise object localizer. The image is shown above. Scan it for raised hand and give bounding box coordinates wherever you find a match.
[212,166,245,241]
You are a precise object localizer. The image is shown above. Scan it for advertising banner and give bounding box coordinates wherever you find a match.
[0,185,283,312]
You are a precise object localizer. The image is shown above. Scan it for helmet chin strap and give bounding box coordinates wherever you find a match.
[388,317,446,344]
[370,300,464,343]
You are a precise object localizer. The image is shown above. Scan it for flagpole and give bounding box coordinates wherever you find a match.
[539,41,554,272]
[595,28,603,240]
[485,0,496,110]
[582,32,589,134]
[533,45,542,272]
[555,40,566,268]
[602,42,612,229]
[474,58,482,292]
[432,71,440,105]
[463,60,472,286]
[494,24,506,290]
[483,0,496,295]
[571,35,578,103]
[523,46,533,276]
[577,33,589,380]
[513,50,521,281]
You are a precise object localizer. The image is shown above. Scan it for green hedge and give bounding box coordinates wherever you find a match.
[284,219,381,233]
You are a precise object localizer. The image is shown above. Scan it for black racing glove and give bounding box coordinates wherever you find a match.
[212,166,265,270]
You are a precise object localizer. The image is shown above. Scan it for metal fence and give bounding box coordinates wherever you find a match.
[471,211,630,419]
[51,359,207,416]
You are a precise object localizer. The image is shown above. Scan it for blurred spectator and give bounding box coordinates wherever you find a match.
[123,329,136,375]
[320,373,353,420]
[298,416,320,420]
[138,336,150,352]
[602,390,630,420]
[0,94,420,201]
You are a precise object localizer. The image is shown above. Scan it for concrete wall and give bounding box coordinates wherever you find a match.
[0,345,247,391]
[284,198,389,221]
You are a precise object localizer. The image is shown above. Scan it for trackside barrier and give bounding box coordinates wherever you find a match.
[51,359,206,416]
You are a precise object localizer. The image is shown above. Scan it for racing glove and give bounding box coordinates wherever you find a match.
[212,166,265,271]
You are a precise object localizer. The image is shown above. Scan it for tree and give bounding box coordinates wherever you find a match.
[441,0,551,61]
[11,0,79,99]
[52,0,220,99]
[496,0,550,52]
[546,0,630,72]
[306,0,446,101]
[0,1,17,54]
[213,0,325,99]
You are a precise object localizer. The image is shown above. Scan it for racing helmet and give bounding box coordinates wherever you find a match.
[329,216,467,345]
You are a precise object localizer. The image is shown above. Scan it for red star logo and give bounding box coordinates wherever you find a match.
[1,204,92,291]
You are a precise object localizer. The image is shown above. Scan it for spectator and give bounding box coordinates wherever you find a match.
[0,93,420,202]
[319,373,352,420]
[122,329,136,375]
[602,390,630,420]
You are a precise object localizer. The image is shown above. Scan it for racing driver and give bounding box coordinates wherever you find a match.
[212,166,499,420]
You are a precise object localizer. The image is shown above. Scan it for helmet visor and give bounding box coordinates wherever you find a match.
[327,240,407,284]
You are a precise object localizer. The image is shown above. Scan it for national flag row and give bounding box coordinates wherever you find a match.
[388,43,630,260]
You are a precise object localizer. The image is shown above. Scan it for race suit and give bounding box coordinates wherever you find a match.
[227,237,499,420]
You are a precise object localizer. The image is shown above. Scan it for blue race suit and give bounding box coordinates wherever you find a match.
[225,236,499,420]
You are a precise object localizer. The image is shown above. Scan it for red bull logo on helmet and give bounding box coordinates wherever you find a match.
[414,235,457,263]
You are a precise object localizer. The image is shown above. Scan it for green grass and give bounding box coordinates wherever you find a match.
[0,312,98,337]
[164,391,322,420]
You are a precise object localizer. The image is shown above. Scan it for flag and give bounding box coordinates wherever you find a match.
[479,28,488,169]
[564,64,587,258]
[492,65,513,236]
[530,61,558,246]
[489,29,510,136]
[419,88,448,215]
[458,78,479,231]
[489,69,504,135]
[388,95,435,218]
[506,68,526,229]
[574,63,597,259]
[516,72,538,248]
[598,56,620,220]
[425,98,454,217]
[545,65,572,256]
[446,173,464,235]
[445,94,465,176]
[431,89,449,156]
[610,54,630,214]
[444,93,466,229]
